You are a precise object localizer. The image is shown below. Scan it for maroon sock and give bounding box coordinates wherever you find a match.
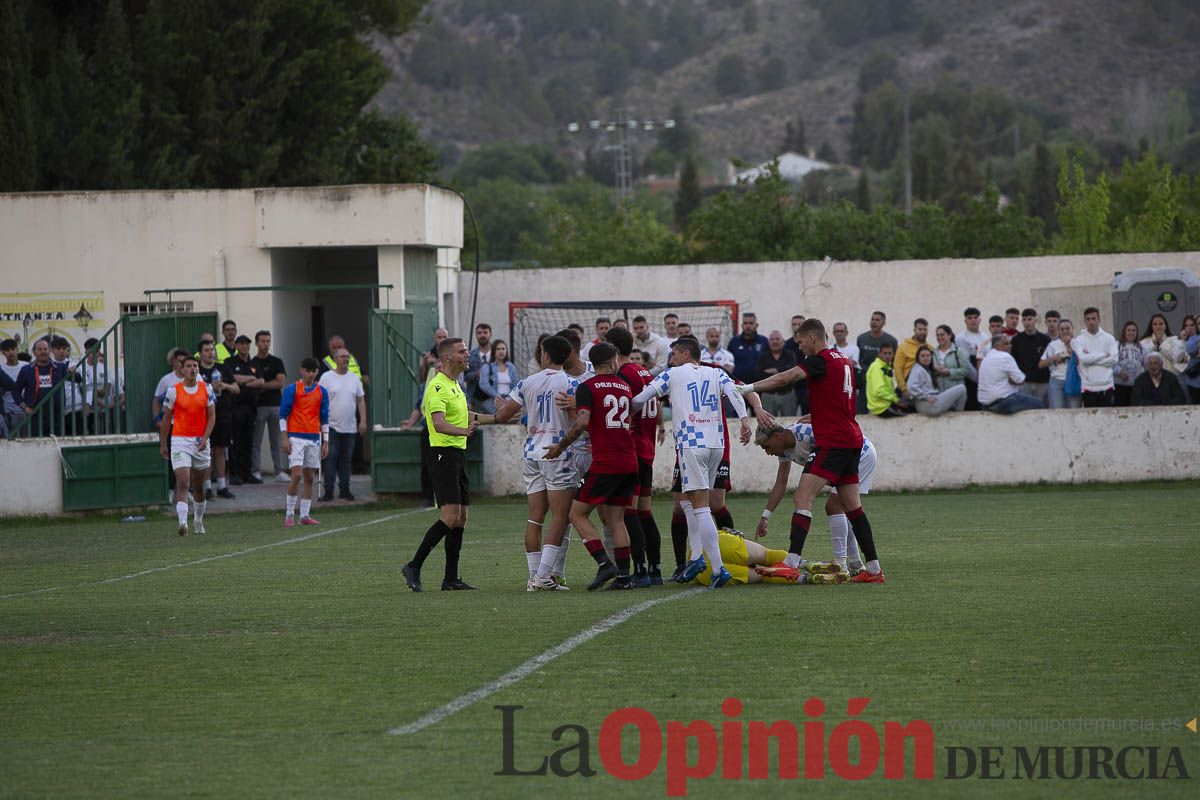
[614,546,631,575]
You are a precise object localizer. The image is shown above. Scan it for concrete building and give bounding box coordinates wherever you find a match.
[0,184,464,374]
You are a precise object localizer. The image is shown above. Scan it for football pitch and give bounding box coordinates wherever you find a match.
[1,484,1197,798]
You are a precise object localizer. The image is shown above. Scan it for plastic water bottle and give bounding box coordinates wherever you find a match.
[120,515,146,523]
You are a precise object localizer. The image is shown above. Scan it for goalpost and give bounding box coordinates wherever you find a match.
[508,299,739,369]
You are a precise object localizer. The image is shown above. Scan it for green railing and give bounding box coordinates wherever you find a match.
[7,316,128,439]
[369,310,424,428]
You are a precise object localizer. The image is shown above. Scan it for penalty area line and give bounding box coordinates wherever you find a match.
[0,506,435,600]
[388,587,706,737]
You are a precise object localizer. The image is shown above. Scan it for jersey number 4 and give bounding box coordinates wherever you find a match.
[603,394,631,429]
[842,364,854,399]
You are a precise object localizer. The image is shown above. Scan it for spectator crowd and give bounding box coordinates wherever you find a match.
[3,323,369,505]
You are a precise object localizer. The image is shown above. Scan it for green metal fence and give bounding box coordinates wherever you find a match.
[8,315,128,439]
[61,440,167,511]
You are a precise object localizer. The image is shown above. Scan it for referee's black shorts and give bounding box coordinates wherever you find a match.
[430,446,470,506]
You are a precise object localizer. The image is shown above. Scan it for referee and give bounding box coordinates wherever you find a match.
[402,336,492,592]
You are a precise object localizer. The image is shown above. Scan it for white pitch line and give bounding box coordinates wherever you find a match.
[0,507,435,600]
[388,587,706,736]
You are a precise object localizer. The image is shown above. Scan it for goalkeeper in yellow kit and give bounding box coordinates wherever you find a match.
[691,529,847,585]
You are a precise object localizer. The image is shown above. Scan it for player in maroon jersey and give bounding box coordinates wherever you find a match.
[544,343,640,591]
[739,319,885,583]
[606,327,666,585]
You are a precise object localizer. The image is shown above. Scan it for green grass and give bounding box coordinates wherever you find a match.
[2,486,1198,798]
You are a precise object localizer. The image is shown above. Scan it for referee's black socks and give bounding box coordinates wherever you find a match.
[670,510,687,569]
[411,519,451,570]
[444,526,465,581]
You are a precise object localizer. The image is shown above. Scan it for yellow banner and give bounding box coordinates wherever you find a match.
[0,292,106,355]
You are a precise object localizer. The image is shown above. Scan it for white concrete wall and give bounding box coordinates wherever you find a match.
[460,252,1200,343]
[479,407,1200,496]
[0,434,158,517]
[254,184,463,248]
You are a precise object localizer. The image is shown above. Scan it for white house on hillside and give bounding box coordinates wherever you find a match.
[732,151,832,185]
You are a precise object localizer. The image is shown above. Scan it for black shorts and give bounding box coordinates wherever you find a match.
[804,446,861,486]
[210,409,233,447]
[670,455,732,492]
[430,447,470,506]
[577,471,637,507]
[636,459,654,498]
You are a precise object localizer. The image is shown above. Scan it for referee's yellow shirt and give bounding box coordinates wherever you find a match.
[423,372,468,449]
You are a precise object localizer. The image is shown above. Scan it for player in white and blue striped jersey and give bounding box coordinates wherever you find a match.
[632,336,751,588]
[494,335,579,588]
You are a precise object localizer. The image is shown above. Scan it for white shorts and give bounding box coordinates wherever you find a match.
[288,438,321,470]
[170,437,211,471]
[523,459,578,494]
[678,446,724,492]
[567,448,591,488]
[830,440,877,496]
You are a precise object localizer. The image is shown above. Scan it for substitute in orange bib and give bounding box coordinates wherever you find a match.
[159,355,216,536]
[279,358,329,528]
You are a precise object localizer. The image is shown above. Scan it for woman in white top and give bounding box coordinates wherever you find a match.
[478,339,521,417]
[1139,313,1184,375]
[906,345,967,416]
[932,324,974,391]
[1040,319,1081,409]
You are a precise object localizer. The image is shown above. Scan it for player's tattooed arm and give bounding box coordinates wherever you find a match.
[740,364,809,395]
[543,409,590,459]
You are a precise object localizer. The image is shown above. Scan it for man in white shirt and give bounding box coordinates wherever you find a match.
[632,315,670,375]
[317,348,366,501]
[632,337,751,588]
[977,334,1043,414]
[700,326,735,374]
[495,335,579,591]
[1071,307,1118,407]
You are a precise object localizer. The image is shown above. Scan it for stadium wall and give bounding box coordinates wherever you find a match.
[0,434,159,517]
[460,252,1200,341]
[478,407,1200,496]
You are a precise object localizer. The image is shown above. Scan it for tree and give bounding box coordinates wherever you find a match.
[675,152,702,227]
[856,171,871,211]
[757,56,786,92]
[16,0,434,191]
[686,164,804,262]
[849,81,904,168]
[857,47,898,94]
[781,117,807,154]
[1028,143,1057,231]
[524,200,686,267]
[816,141,838,163]
[91,0,141,189]
[0,0,38,190]
[658,103,698,157]
[1055,150,1113,254]
[909,113,953,202]
[715,54,748,96]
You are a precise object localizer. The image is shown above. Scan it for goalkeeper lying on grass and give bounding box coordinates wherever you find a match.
[691,529,849,586]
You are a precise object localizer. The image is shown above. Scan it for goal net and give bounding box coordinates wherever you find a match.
[508,300,739,369]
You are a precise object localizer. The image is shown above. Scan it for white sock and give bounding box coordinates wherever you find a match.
[204,479,212,491]
[866,559,882,574]
[679,500,701,561]
[526,550,541,579]
[847,533,863,566]
[285,494,297,516]
[828,513,849,561]
[694,506,724,573]
[553,533,570,577]
[176,501,188,526]
[216,476,227,490]
[193,500,206,522]
[300,498,311,518]
[784,552,801,568]
[537,545,560,579]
